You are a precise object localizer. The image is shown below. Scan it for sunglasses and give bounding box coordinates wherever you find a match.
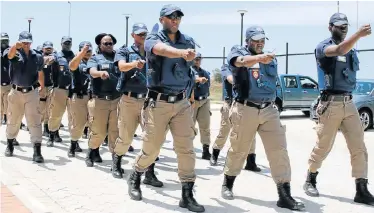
[102,42,113,46]
[136,33,147,37]
[333,25,348,30]
[166,13,182,21]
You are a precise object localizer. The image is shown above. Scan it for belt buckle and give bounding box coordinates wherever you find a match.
[168,96,176,103]
[65,86,69,90]
[2,83,7,86]
[260,103,267,108]
[105,95,111,100]
[198,96,203,100]
[137,94,144,99]
[22,88,28,93]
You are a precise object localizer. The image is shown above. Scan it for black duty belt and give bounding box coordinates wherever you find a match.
[235,98,272,109]
[12,84,38,93]
[1,82,10,86]
[147,90,186,103]
[123,91,146,99]
[321,94,352,102]
[92,94,121,101]
[195,95,208,101]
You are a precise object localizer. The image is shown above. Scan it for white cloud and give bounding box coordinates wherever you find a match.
[183,1,374,26]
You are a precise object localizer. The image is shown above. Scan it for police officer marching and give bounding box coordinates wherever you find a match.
[114,23,163,186]
[222,26,305,211]
[67,41,93,157]
[210,64,261,172]
[304,13,374,205]
[191,53,212,160]
[1,32,11,126]
[39,41,57,137]
[3,31,45,163]
[85,33,121,167]
[127,4,205,212]
[48,36,75,145]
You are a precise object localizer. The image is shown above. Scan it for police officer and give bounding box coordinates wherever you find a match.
[304,13,374,205]
[222,26,305,211]
[114,23,163,185]
[39,41,57,137]
[210,64,261,172]
[127,5,205,213]
[85,33,121,167]
[1,32,11,125]
[3,31,45,163]
[191,53,212,160]
[35,45,43,54]
[48,36,75,145]
[67,41,93,157]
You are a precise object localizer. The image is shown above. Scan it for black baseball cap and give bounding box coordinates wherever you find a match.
[18,31,33,42]
[329,13,349,26]
[160,4,184,17]
[42,41,53,48]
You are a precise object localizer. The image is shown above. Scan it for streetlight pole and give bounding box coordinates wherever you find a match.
[122,14,132,47]
[68,1,72,36]
[337,1,340,12]
[25,17,34,33]
[237,10,248,46]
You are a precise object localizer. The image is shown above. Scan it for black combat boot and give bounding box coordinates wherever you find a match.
[75,142,82,152]
[134,134,138,137]
[83,127,88,139]
[2,114,7,124]
[221,174,236,200]
[43,123,49,137]
[92,148,103,163]
[179,182,205,212]
[54,130,62,142]
[85,148,94,167]
[102,136,108,146]
[128,145,134,152]
[210,148,220,166]
[276,182,305,211]
[5,139,14,157]
[143,163,163,187]
[111,153,123,179]
[12,138,19,146]
[20,122,25,129]
[68,140,77,157]
[32,143,44,163]
[47,131,55,147]
[244,153,261,172]
[60,123,64,128]
[155,156,159,161]
[303,170,319,197]
[354,178,374,206]
[128,170,143,201]
[201,144,211,160]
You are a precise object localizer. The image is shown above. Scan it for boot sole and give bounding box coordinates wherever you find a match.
[5,153,13,157]
[179,201,205,212]
[277,202,305,211]
[143,180,164,188]
[354,198,374,206]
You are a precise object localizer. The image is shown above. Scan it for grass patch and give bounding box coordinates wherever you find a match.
[210,80,223,103]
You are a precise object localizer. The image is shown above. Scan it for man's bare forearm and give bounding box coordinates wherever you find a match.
[89,68,103,78]
[152,43,183,58]
[234,55,261,68]
[69,51,85,71]
[118,60,137,72]
[325,33,361,57]
[7,45,18,59]
[38,71,45,88]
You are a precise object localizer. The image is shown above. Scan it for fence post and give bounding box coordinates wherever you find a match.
[286,42,289,74]
[222,46,226,101]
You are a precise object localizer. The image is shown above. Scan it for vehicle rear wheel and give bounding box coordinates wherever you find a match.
[302,111,310,117]
[359,109,373,131]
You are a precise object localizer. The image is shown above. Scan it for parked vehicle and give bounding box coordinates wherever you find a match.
[275,74,320,116]
[309,79,374,131]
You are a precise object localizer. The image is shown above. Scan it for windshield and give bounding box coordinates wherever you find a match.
[353,82,374,95]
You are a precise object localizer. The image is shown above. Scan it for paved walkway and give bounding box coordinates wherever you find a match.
[1,104,373,213]
[1,183,31,213]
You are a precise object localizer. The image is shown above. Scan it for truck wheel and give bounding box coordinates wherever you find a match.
[273,102,281,113]
[359,109,373,131]
[302,111,310,117]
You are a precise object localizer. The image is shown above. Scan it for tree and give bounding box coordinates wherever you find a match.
[211,68,222,83]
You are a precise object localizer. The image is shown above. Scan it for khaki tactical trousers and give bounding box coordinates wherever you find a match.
[134,98,196,182]
[39,86,53,124]
[308,100,368,178]
[114,95,145,156]
[87,97,119,152]
[6,89,42,143]
[68,94,90,141]
[48,88,71,132]
[224,101,291,183]
[192,98,211,145]
[1,85,11,122]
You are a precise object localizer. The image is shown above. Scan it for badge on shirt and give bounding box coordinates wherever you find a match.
[101,64,110,70]
[44,65,48,68]
[337,56,346,63]
[252,69,259,79]
[60,65,65,71]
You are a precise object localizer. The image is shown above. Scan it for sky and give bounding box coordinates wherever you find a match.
[1,0,374,81]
